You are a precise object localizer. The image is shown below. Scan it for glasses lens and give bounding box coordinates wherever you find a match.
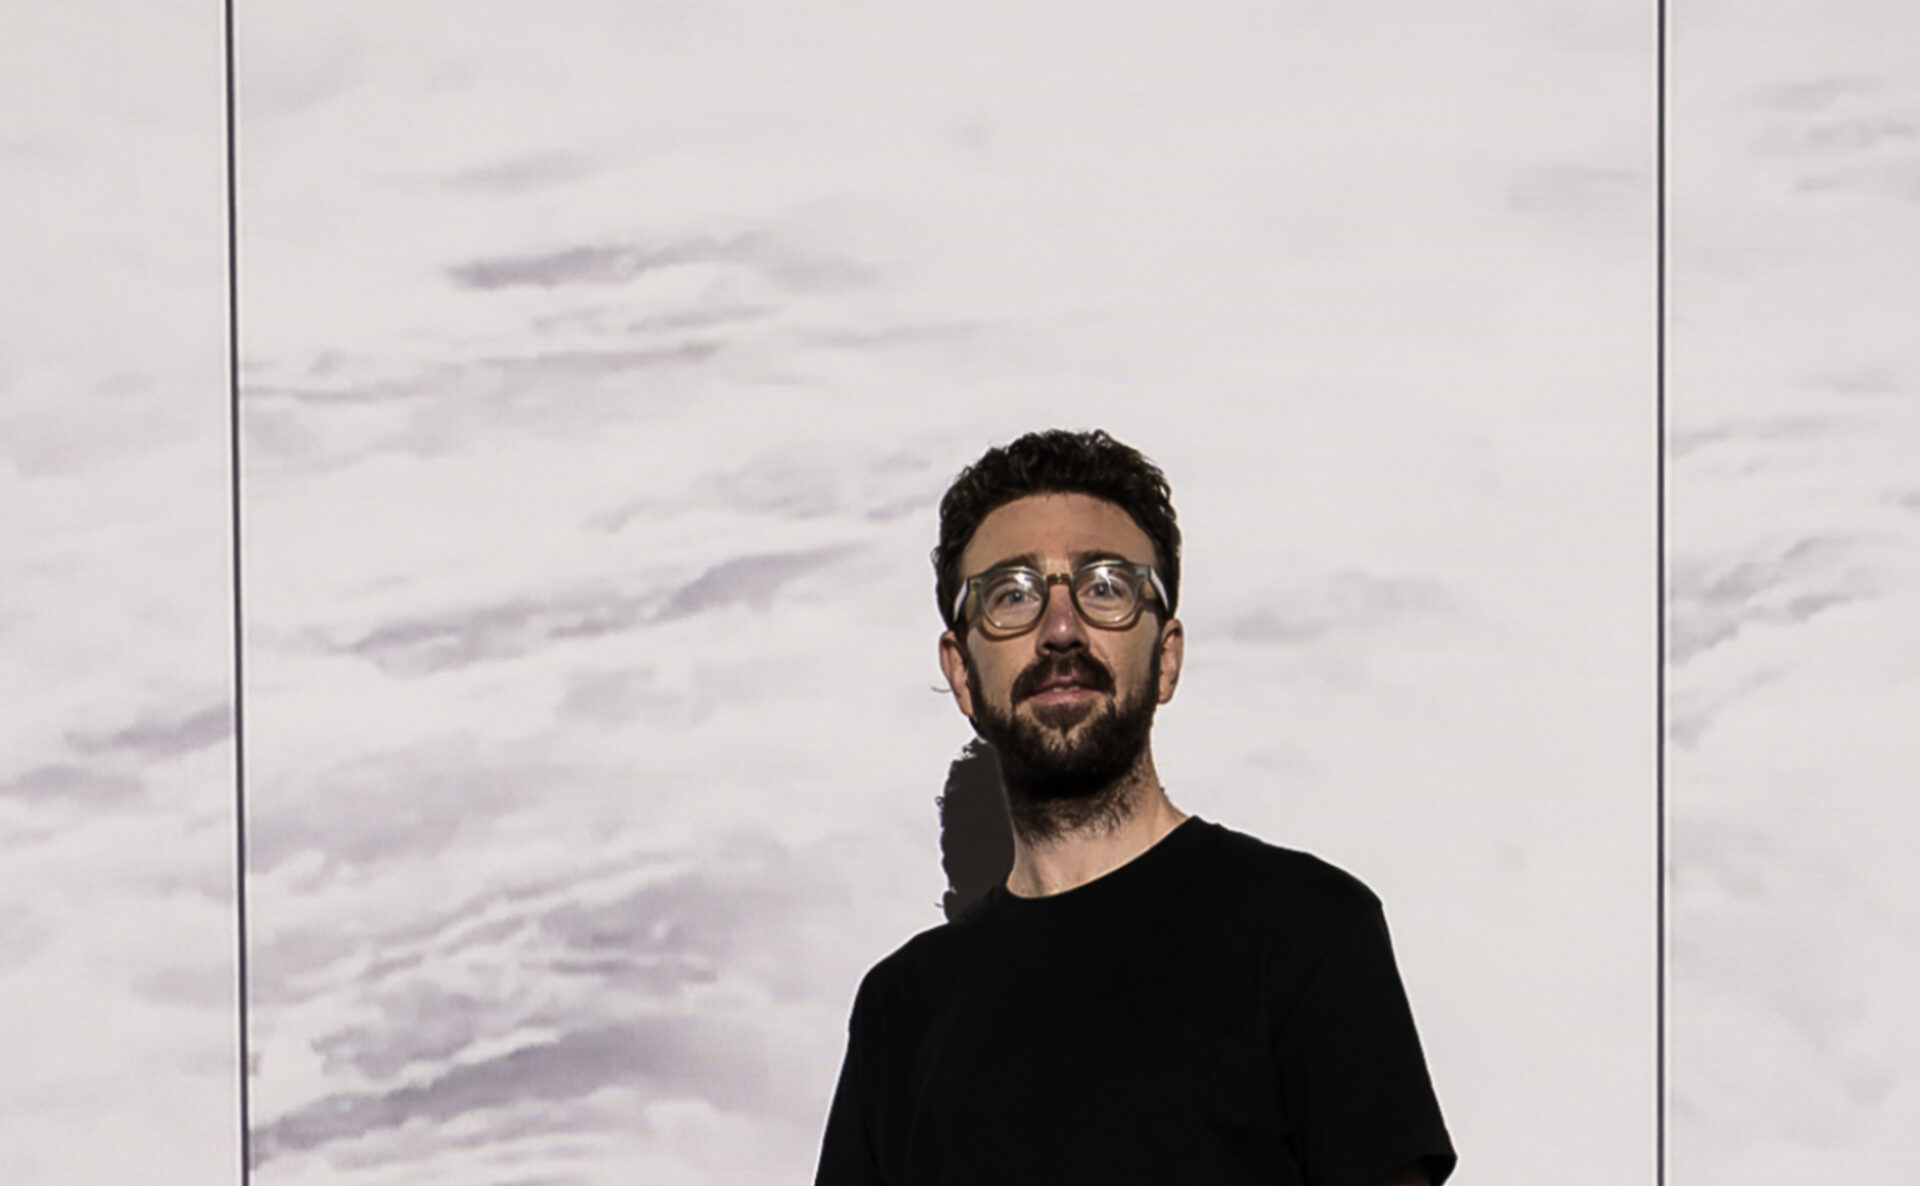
[979,571,1046,628]
[1074,564,1141,623]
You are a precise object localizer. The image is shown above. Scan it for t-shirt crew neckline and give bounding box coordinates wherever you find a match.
[983,814,1208,915]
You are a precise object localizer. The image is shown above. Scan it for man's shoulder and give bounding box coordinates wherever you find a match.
[1188,817,1382,920]
[1185,819,1396,994]
[853,899,995,1005]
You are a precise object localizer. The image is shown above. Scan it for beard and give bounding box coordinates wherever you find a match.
[967,646,1161,844]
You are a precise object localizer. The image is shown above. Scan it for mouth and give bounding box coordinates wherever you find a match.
[1023,678,1102,706]
[1010,655,1116,712]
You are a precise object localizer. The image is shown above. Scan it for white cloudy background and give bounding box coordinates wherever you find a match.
[0,3,239,1185]
[1667,0,1920,1181]
[54,1,1920,1185]
[235,4,1653,1184]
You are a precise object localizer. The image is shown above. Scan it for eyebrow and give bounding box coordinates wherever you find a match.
[974,549,1138,575]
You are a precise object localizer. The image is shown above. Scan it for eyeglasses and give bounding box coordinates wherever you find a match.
[953,561,1168,633]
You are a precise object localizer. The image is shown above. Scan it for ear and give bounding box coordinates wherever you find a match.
[938,629,976,719]
[1155,616,1184,705]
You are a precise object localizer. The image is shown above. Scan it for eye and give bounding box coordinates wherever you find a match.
[983,574,1038,612]
[1077,566,1135,608]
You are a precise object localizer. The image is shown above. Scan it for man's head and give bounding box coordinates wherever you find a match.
[933,429,1180,635]
[933,431,1184,833]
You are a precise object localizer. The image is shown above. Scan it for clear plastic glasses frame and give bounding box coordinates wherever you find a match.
[952,560,1169,633]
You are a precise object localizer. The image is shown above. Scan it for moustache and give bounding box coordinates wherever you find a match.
[1011,653,1116,703]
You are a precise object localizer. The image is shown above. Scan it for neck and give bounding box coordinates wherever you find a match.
[1001,747,1188,898]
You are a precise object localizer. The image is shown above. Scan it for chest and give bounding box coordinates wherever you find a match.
[874,919,1295,1184]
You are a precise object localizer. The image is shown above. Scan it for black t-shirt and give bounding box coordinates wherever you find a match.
[814,817,1455,1186]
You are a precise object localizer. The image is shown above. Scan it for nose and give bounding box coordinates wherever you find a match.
[1035,579,1089,651]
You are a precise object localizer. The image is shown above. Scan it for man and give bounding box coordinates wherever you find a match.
[815,429,1455,1186]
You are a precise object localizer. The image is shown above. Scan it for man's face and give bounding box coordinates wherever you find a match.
[938,493,1183,796]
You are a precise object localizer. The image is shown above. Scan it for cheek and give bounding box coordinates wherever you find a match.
[1113,636,1161,691]
[967,646,1026,704]
[978,654,1021,698]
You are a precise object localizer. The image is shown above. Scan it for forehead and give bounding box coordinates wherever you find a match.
[960,493,1156,575]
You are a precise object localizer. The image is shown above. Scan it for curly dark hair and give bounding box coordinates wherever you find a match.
[933,429,1181,633]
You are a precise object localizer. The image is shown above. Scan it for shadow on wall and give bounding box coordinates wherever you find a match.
[936,739,1014,921]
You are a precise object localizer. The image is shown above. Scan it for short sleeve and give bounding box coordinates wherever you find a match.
[814,975,884,1186]
[1274,905,1455,1186]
